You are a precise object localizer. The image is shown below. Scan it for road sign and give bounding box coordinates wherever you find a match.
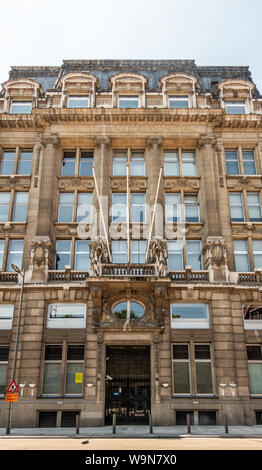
[6,380,19,393]
[5,392,19,402]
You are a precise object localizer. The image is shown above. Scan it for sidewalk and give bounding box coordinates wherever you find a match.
[1,425,262,438]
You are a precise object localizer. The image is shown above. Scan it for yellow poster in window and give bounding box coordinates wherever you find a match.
[75,373,83,384]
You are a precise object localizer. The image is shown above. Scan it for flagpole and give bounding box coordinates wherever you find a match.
[145,167,163,263]
[92,167,112,263]
[127,163,130,264]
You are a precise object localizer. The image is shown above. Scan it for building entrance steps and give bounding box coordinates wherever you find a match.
[1,425,262,438]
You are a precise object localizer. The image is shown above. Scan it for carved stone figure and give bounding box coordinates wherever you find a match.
[149,238,168,277]
[89,239,109,276]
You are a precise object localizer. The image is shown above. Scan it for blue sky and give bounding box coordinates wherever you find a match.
[1,0,262,93]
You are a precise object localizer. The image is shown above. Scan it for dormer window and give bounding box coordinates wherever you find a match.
[10,101,32,114]
[168,95,189,109]
[118,95,139,108]
[225,101,246,114]
[67,95,89,108]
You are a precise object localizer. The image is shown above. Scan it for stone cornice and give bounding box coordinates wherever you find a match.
[1,108,262,130]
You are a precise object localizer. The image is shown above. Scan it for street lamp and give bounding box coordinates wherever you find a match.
[5,264,24,435]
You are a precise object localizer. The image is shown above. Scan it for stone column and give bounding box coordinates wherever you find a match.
[146,137,164,240]
[36,134,59,238]
[198,134,221,238]
[94,136,111,239]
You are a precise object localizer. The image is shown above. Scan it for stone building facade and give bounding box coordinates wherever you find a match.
[0,60,262,427]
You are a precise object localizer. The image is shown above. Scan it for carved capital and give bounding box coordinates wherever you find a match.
[41,134,59,148]
[94,136,112,149]
[145,137,163,150]
[198,134,217,149]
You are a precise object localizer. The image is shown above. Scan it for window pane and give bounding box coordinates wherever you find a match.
[61,152,76,176]
[248,364,262,394]
[118,96,139,108]
[112,240,127,263]
[243,151,256,175]
[130,302,144,319]
[58,193,74,222]
[169,97,189,109]
[112,193,127,222]
[247,193,262,222]
[247,345,262,361]
[225,102,246,114]
[65,363,83,394]
[225,151,239,175]
[45,345,63,361]
[166,193,180,223]
[75,240,90,270]
[77,193,92,223]
[18,150,33,175]
[67,345,85,361]
[11,102,31,114]
[43,363,61,394]
[80,152,94,176]
[49,304,85,319]
[182,152,196,176]
[113,155,127,176]
[0,192,10,221]
[0,364,8,395]
[55,240,71,270]
[172,304,207,320]
[7,240,24,272]
[12,192,28,222]
[195,344,210,359]
[131,154,145,176]
[131,193,145,223]
[68,96,89,108]
[173,362,190,393]
[0,346,9,361]
[196,362,213,394]
[234,240,249,271]
[164,153,178,176]
[113,302,127,319]
[173,344,189,359]
[1,151,15,174]
[0,240,4,269]
[168,241,183,270]
[130,240,146,263]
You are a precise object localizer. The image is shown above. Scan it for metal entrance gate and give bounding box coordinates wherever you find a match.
[105,346,151,425]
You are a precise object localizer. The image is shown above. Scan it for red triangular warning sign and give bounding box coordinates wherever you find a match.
[6,380,19,393]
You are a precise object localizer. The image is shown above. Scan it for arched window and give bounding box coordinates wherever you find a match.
[112,301,145,320]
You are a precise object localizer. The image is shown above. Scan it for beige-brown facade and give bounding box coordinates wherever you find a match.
[0,60,262,428]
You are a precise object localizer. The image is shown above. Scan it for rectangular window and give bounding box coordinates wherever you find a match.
[0,305,14,330]
[10,101,32,114]
[165,193,180,223]
[47,303,86,329]
[7,240,24,272]
[0,346,9,396]
[18,150,33,175]
[186,240,202,270]
[65,345,84,395]
[0,240,4,269]
[118,96,139,108]
[172,344,190,394]
[112,193,127,223]
[58,193,74,222]
[195,345,213,394]
[131,152,145,176]
[247,193,262,222]
[0,193,10,222]
[112,240,128,263]
[79,151,94,176]
[130,240,146,263]
[171,303,209,329]
[234,239,249,271]
[247,345,262,394]
[74,240,90,271]
[225,102,246,114]
[12,192,28,222]
[164,152,179,176]
[253,240,262,270]
[113,153,127,176]
[0,150,16,175]
[243,151,256,175]
[61,151,76,176]
[42,345,62,395]
[55,240,72,270]
[77,193,92,223]
[168,240,183,270]
[130,193,146,223]
[67,96,89,108]
[225,150,239,175]
[182,152,196,176]
[229,193,244,222]
[243,305,262,330]
[184,194,199,222]
[168,96,189,109]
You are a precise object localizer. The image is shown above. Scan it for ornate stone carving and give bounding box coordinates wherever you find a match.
[91,286,103,323]
[40,134,59,148]
[94,136,111,149]
[148,238,168,277]
[89,238,109,276]
[145,137,163,150]
[203,237,228,268]
[27,236,54,281]
[155,286,167,324]
[198,134,217,149]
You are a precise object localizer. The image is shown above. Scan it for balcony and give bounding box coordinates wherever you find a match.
[169,270,209,282]
[0,272,18,283]
[48,270,89,282]
[238,270,262,284]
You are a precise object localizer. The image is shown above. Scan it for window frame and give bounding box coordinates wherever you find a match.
[118,95,140,109]
[247,344,262,396]
[171,303,209,329]
[10,101,32,114]
[0,345,9,397]
[168,95,189,109]
[225,101,246,114]
[47,303,86,329]
[67,95,90,109]
[0,305,14,330]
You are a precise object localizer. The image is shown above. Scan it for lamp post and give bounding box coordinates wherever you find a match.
[5,264,24,435]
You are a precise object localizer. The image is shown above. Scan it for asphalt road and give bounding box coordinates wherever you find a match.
[1,437,262,450]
